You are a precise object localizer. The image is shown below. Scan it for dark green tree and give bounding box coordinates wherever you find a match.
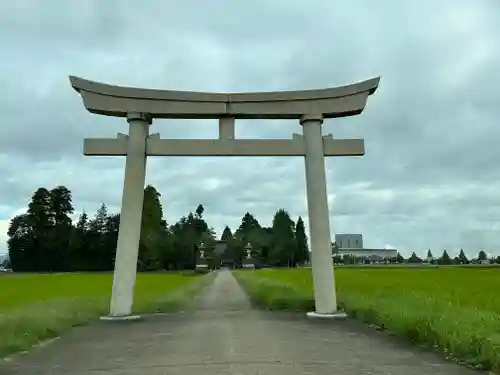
[49,186,74,271]
[139,185,165,270]
[426,249,436,264]
[477,250,488,261]
[195,204,204,218]
[156,228,175,270]
[27,188,53,271]
[50,186,74,225]
[86,203,109,271]
[220,226,233,241]
[439,249,452,265]
[190,210,209,239]
[270,209,297,267]
[7,214,32,271]
[101,213,120,270]
[458,249,469,264]
[230,213,263,266]
[219,226,234,267]
[235,213,261,241]
[397,252,405,262]
[70,211,90,270]
[295,216,309,265]
[170,209,210,270]
[88,203,108,234]
[407,252,422,263]
[9,186,75,272]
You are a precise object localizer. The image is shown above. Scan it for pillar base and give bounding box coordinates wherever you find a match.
[306,311,348,319]
[100,314,142,322]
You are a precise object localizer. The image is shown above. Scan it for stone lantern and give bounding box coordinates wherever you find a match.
[196,242,208,270]
[243,242,255,269]
[199,242,206,259]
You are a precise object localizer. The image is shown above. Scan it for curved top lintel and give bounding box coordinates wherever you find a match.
[70,75,379,103]
[69,75,380,119]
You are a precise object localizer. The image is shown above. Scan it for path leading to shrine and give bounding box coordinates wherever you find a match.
[0,270,480,374]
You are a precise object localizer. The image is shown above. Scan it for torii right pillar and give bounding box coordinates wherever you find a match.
[301,113,342,318]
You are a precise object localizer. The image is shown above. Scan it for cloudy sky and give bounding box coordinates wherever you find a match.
[0,0,499,258]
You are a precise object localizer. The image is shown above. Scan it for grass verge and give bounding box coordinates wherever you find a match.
[0,271,214,358]
[233,269,500,372]
[234,271,314,312]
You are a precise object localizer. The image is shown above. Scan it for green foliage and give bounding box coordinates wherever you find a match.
[478,250,488,261]
[8,185,314,273]
[235,212,261,239]
[295,216,309,265]
[169,210,210,270]
[84,204,117,271]
[234,267,500,372]
[235,271,313,311]
[9,186,75,272]
[195,204,204,218]
[269,209,296,267]
[407,252,422,263]
[217,210,307,268]
[139,185,165,271]
[7,184,219,273]
[458,249,469,264]
[220,225,233,241]
[438,249,452,265]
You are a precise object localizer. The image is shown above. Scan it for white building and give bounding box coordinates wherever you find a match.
[332,234,398,261]
[335,234,363,249]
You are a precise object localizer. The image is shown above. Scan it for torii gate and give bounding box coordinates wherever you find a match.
[69,75,380,320]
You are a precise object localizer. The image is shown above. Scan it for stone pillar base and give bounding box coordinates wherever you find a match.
[306,311,348,319]
[100,314,142,322]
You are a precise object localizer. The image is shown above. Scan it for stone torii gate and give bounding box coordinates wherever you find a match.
[69,75,380,319]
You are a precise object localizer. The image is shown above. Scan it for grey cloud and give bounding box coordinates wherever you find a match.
[0,0,499,257]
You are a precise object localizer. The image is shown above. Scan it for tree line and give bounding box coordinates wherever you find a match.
[6,185,310,272]
[334,248,500,265]
[404,249,500,265]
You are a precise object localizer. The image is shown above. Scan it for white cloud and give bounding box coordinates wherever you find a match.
[0,220,8,254]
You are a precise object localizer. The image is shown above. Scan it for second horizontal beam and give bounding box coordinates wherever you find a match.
[83,138,364,157]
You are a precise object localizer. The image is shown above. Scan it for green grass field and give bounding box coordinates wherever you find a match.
[233,267,500,371]
[0,272,213,358]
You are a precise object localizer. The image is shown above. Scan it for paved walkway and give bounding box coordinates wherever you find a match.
[1,270,482,374]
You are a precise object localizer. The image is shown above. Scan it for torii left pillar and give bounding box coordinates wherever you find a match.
[102,112,151,320]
